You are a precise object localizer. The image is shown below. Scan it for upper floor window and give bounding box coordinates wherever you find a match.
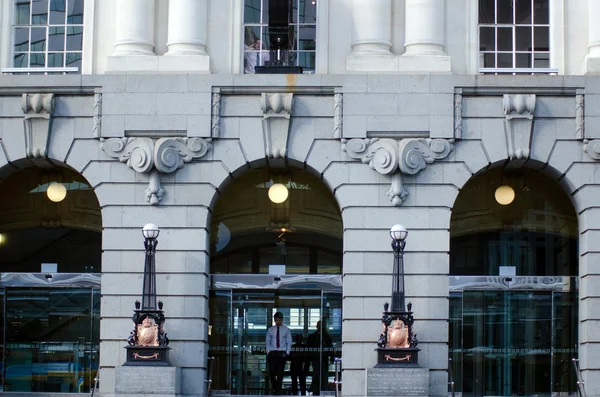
[12,0,84,73]
[243,0,316,74]
[479,0,551,73]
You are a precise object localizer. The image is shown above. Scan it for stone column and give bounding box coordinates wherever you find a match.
[161,0,210,72]
[346,0,398,72]
[106,0,158,71]
[113,0,155,55]
[399,0,451,72]
[584,0,600,73]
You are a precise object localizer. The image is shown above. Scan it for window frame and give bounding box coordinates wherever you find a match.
[2,0,95,74]
[468,0,564,75]
[234,0,328,74]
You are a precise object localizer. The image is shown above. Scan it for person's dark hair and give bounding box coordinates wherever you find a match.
[295,334,303,343]
[274,311,283,319]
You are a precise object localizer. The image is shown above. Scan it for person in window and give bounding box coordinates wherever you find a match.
[244,27,270,73]
[306,321,333,396]
[290,334,308,395]
[266,311,292,395]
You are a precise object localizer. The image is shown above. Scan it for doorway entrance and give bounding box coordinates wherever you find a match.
[449,276,578,396]
[209,275,342,395]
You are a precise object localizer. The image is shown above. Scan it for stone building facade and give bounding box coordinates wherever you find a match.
[0,1,599,397]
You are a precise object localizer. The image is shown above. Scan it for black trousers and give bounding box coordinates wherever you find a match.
[267,350,287,394]
[290,360,307,395]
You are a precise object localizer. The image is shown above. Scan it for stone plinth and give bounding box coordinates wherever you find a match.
[366,367,429,397]
[115,365,181,395]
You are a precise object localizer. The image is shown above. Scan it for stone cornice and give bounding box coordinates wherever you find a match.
[342,137,454,206]
[101,136,211,205]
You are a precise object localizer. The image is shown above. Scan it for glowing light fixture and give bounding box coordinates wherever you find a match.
[268,183,289,203]
[495,185,515,205]
[389,224,408,242]
[47,182,67,202]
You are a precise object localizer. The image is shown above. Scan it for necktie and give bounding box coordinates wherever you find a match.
[276,326,280,348]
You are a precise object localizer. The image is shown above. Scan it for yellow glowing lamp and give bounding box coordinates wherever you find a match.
[495,185,515,205]
[268,183,289,203]
[47,182,67,202]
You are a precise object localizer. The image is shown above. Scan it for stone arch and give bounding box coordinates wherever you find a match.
[0,158,102,273]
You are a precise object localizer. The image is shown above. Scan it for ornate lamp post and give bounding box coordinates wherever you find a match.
[125,223,170,365]
[375,224,419,366]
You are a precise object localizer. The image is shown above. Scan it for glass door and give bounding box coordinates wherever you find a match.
[449,288,578,396]
[208,287,342,395]
[3,287,99,393]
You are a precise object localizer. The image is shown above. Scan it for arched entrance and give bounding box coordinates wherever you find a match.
[449,167,578,396]
[0,164,101,393]
[208,166,342,395]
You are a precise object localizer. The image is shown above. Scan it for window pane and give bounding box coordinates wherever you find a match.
[48,26,65,51]
[299,0,316,23]
[262,0,269,24]
[49,0,66,24]
[516,53,531,68]
[31,27,46,51]
[66,26,83,50]
[67,0,84,24]
[515,0,531,24]
[65,52,81,69]
[483,52,495,68]
[244,25,261,49]
[480,26,495,51]
[291,0,298,23]
[30,52,45,67]
[478,0,495,23]
[534,52,549,68]
[497,27,512,51]
[298,51,315,71]
[299,25,315,50]
[534,26,549,51]
[534,0,549,24]
[496,0,513,24]
[14,0,30,25]
[14,28,30,52]
[14,53,28,68]
[515,26,531,51]
[48,52,64,67]
[244,0,261,23]
[497,52,513,68]
[31,0,48,24]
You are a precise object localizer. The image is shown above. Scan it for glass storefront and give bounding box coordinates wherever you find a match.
[0,274,100,393]
[449,277,578,396]
[450,167,579,396]
[209,275,342,395]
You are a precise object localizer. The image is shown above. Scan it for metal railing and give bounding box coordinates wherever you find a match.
[448,357,455,397]
[573,358,587,397]
[206,356,215,396]
[90,376,99,397]
[334,357,342,397]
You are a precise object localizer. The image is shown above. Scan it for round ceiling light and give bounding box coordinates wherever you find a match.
[495,185,515,205]
[268,183,289,203]
[47,182,67,202]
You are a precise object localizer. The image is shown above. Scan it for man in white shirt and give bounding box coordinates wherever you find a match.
[266,311,292,395]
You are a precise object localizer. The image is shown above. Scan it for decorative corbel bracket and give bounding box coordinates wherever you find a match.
[503,94,536,160]
[261,93,293,159]
[101,137,211,205]
[21,93,55,159]
[342,137,454,206]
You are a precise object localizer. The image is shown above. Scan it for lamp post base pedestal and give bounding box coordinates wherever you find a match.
[375,347,420,366]
[124,345,170,366]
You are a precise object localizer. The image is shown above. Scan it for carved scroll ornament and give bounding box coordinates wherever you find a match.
[261,92,293,159]
[503,94,536,160]
[342,137,454,206]
[21,93,55,159]
[101,137,211,205]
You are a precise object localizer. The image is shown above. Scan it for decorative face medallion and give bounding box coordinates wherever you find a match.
[137,316,159,346]
[387,319,409,348]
